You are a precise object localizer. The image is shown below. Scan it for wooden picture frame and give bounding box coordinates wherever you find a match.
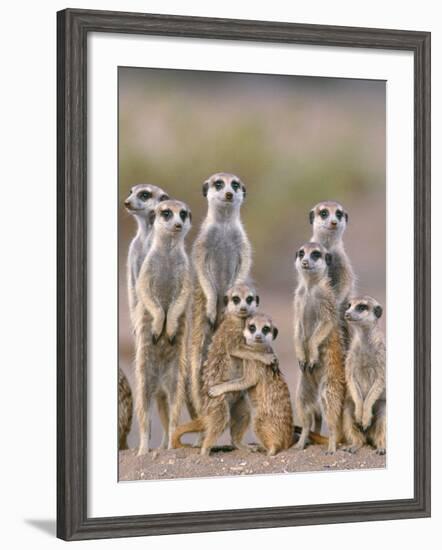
[57,8,431,541]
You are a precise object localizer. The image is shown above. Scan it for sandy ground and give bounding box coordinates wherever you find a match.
[119,445,386,481]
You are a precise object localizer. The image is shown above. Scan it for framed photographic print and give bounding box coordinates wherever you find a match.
[57,8,431,541]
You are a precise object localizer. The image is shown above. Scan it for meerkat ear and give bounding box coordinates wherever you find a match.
[325,252,332,266]
[223,295,229,306]
[188,210,192,223]
[309,210,315,224]
[272,327,279,340]
[159,194,169,202]
[202,181,209,197]
[241,184,246,199]
[148,210,156,225]
[345,211,349,223]
[255,295,260,306]
[374,305,383,318]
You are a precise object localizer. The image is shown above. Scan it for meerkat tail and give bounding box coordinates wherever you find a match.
[171,418,205,449]
[293,425,329,446]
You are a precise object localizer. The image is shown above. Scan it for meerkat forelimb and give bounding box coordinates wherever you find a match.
[124,184,169,328]
[189,173,252,414]
[118,368,133,450]
[209,313,295,456]
[309,201,355,317]
[172,283,274,454]
[134,199,192,455]
[342,296,386,454]
[293,242,345,454]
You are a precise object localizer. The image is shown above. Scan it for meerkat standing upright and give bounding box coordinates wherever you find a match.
[342,296,386,454]
[124,183,169,327]
[293,242,345,454]
[309,201,355,318]
[190,173,252,415]
[134,200,192,455]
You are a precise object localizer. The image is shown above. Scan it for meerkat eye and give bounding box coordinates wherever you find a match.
[336,210,343,220]
[311,250,322,260]
[248,324,256,333]
[246,296,254,305]
[262,326,270,335]
[320,209,329,219]
[159,194,169,202]
[161,209,172,220]
[356,304,368,312]
[232,296,241,305]
[298,250,305,259]
[231,180,240,191]
[214,180,224,191]
[346,302,352,310]
[138,190,152,201]
[179,210,187,221]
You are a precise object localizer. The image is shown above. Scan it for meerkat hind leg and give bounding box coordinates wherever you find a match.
[156,392,169,450]
[200,405,230,456]
[342,402,365,454]
[229,395,252,452]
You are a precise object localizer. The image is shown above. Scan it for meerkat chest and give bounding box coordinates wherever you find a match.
[149,250,186,305]
[349,347,379,394]
[297,288,323,338]
[204,225,243,290]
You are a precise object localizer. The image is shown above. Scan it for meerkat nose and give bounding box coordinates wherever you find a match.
[255,335,263,342]
[225,192,233,200]
[331,220,337,226]
[174,223,182,230]
[240,307,247,313]
[124,200,130,207]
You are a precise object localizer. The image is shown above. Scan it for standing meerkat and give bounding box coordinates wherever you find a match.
[172,284,276,455]
[208,313,294,456]
[342,296,386,455]
[124,183,169,327]
[118,368,133,450]
[190,173,252,415]
[309,201,355,316]
[134,199,192,455]
[293,242,345,454]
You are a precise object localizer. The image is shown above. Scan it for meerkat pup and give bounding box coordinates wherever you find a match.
[118,368,133,450]
[293,242,345,454]
[124,183,169,327]
[190,173,252,415]
[172,284,277,455]
[208,313,294,456]
[134,199,192,455]
[309,201,355,316]
[342,296,386,455]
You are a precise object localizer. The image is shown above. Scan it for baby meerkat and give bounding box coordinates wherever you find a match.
[134,199,192,455]
[172,284,276,455]
[309,201,355,316]
[342,296,386,455]
[293,242,345,454]
[190,173,252,415]
[118,368,133,451]
[209,313,294,456]
[124,183,169,327]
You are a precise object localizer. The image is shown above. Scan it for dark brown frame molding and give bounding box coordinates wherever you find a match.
[57,8,431,541]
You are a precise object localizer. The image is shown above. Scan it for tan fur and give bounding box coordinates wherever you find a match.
[118,368,133,450]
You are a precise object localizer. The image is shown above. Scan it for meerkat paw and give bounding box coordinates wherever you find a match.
[342,445,360,454]
[167,333,176,345]
[307,361,319,373]
[361,413,373,432]
[137,446,150,457]
[208,385,222,397]
[375,447,386,455]
[298,360,308,372]
[294,441,307,451]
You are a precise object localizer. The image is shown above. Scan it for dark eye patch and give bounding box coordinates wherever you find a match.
[214,179,224,190]
[248,324,256,333]
[346,303,352,310]
[231,180,240,191]
[336,209,343,220]
[246,296,254,305]
[356,304,368,312]
[311,250,322,260]
[138,190,152,201]
[232,296,240,305]
[298,249,305,259]
[319,209,329,219]
[161,209,172,219]
[159,194,169,202]
[262,326,270,335]
[180,210,187,221]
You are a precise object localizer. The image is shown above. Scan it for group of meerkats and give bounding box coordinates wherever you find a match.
[119,172,386,459]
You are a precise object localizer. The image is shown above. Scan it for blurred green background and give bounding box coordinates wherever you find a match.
[118,67,385,450]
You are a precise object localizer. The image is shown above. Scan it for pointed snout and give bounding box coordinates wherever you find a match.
[225,191,233,201]
[174,223,183,231]
[254,334,263,342]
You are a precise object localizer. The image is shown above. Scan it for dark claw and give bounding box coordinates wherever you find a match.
[376,448,386,455]
[168,334,176,346]
[152,333,160,345]
[298,360,307,372]
[308,362,318,373]
[207,317,216,331]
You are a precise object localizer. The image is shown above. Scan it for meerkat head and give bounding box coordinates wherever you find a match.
[124,184,169,222]
[150,199,192,238]
[295,242,332,278]
[243,313,278,346]
[223,283,259,318]
[344,296,383,326]
[202,173,246,209]
[309,201,348,242]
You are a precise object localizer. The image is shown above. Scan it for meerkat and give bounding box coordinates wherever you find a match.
[342,296,386,455]
[293,242,345,454]
[134,199,192,455]
[172,284,277,455]
[118,368,133,451]
[189,173,252,415]
[124,183,169,327]
[309,201,355,318]
[208,313,293,456]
